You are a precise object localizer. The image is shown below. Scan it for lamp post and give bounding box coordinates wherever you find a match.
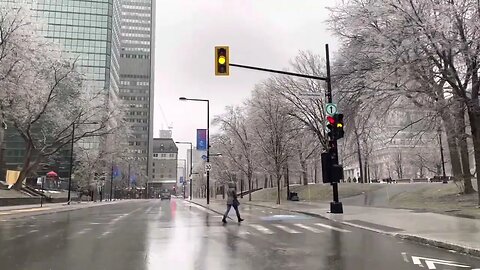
[67,122,98,205]
[179,97,210,204]
[175,141,193,200]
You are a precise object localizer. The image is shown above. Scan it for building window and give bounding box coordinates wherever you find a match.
[169,154,174,158]
[161,154,166,157]
[153,153,158,157]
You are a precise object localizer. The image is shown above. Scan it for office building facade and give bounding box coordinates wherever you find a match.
[151,135,178,196]
[118,0,154,182]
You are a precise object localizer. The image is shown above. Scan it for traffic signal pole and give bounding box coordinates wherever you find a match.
[325,44,343,214]
[220,44,343,212]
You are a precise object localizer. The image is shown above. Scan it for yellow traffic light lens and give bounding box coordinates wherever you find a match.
[337,123,343,128]
[218,56,226,65]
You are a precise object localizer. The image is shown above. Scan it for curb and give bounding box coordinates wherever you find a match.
[0,200,132,220]
[397,234,480,258]
[244,202,480,257]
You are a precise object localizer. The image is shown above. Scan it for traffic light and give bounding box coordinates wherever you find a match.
[326,115,337,140]
[326,113,345,140]
[321,152,344,183]
[215,46,229,76]
[335,113,344,139]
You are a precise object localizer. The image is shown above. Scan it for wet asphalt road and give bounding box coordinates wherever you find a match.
[1,199,480,270]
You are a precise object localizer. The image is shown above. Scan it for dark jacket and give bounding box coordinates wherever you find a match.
[226,187,236,205]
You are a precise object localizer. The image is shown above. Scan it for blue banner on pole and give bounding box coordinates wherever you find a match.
[197,129,207,150]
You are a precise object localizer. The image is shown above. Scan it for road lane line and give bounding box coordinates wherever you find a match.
[401,252,410,263]
[294,224,323,233]
[250,224,274,234]
[273,224,301,234]
[314,223,351,233]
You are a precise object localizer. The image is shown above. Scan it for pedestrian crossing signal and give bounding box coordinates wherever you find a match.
[215,46,229,76]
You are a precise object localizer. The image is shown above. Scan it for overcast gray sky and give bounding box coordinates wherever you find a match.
[153,0,340,159]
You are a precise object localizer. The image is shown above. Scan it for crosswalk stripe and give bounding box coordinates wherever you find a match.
[294,223,324,233]
[250,224,274,234]
[314,223,351,232]
[273,224,301,234]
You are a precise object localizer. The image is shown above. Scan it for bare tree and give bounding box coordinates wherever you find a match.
[247,85,297,204]
[329,0,480,198]
[213,105,255,201]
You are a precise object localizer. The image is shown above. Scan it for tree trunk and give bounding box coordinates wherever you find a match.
[301,160,308,185]
[0,120,4,178]
[452,100,475,193]
[467,109,480,204]
[13,145,35,190]
[314,159,318,183]
[285,166,290,200]
[442,107,464,185]
[354,128,364,183]
[264,175,268,188]
[276,175,281,205]
[248,172,252,201]
[270,175,273,188]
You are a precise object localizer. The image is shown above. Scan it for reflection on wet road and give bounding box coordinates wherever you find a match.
[1,199,480,270]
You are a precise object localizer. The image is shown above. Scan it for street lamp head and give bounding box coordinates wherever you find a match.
[179,97,187,101]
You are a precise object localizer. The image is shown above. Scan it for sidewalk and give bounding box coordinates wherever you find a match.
[0,200,131,220]
[187,198,480,257]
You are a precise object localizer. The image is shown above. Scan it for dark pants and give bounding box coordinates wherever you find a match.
[224,204,241,220]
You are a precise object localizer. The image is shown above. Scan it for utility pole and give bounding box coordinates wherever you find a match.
[325,44,343,214]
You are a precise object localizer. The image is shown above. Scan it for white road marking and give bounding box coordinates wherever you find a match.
[250,224,274,234]
[294,224,323,233]
[28,230,39,234]
[411,256,470,269]
[401,252,409,263]
[314,223,351,233]
[273,224,301,234]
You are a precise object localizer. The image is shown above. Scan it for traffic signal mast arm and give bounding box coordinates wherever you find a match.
[229,63,328,81]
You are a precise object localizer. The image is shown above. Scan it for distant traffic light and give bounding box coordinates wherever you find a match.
[215,46,229,76]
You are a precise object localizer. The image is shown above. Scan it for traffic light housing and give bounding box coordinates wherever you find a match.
[215,46,229,76]
[321,152,344,183]
[335,113,344,139]
[326,113,345,140]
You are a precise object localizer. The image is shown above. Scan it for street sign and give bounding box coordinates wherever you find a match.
[325,103,337,116]
[205,163,212,172]
[299,92,322,99]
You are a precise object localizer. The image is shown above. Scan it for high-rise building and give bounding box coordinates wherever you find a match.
[118,0,155,181]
